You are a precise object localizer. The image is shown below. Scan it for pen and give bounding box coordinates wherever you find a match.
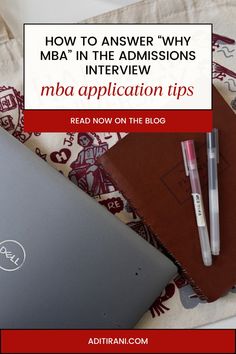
[207,129,220,256]
[181,140,212,267]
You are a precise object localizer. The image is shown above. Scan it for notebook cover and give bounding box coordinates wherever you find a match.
[99,87,236,302]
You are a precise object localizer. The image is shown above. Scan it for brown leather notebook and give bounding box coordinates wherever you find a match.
[99,87,236,302]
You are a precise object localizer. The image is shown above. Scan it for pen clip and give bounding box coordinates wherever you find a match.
[181,142,189,176]
[214,128,219,164]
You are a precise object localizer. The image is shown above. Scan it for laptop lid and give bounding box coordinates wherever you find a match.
[0,128,176,328]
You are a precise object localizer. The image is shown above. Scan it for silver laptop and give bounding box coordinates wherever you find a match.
[0,128,176,329]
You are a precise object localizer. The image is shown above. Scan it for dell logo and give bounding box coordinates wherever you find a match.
[0,247,20,265]
[0,240,26,272]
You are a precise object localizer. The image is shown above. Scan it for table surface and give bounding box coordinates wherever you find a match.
[0,0,235,329]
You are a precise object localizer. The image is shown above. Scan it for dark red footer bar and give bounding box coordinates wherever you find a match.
[24,110,212,132]
[1,329,235,354]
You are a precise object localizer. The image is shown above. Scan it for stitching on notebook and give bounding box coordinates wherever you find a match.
[98,156,209,301]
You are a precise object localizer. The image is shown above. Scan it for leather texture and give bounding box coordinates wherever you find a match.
[99,87,236,302]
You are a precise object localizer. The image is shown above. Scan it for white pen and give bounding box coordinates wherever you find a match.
[181,140,212,267]
[207,128,220,256]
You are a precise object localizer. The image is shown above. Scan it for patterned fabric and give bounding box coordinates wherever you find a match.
[0,0,236,328]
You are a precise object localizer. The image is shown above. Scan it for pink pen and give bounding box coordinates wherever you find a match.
[181,140,212,267]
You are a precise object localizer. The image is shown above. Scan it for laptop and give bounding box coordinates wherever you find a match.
[0,128,176,328]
